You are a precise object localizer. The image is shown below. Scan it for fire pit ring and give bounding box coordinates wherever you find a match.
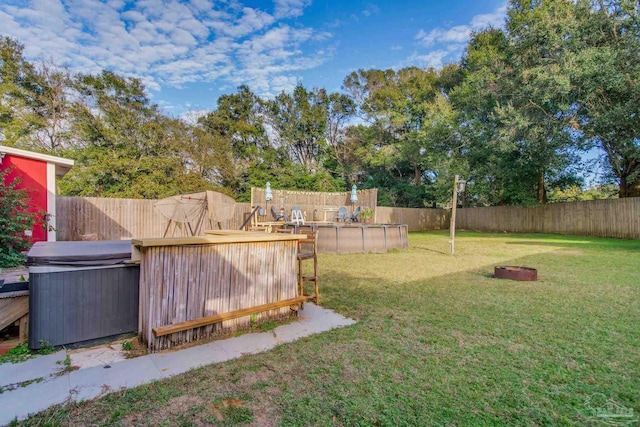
[494,266,537,281]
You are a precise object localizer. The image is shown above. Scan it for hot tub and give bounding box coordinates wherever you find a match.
[27,241,139,349]
[285,223,408,254]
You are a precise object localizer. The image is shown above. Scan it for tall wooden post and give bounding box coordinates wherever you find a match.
[449,175,459,255]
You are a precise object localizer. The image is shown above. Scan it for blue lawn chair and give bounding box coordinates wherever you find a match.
[333,206,347,222]
[349,206,362,222]
[271,205,288,222]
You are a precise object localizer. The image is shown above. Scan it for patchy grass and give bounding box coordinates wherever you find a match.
[17,232,640,426]
[0,340,56,365]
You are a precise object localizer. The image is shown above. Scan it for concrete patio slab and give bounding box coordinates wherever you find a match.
[0,350,67,389]
[149,340,232,377]
[0,373,70,425]
[220,331,279,358]
[69,356,163,402]
[0,303,355,425]
[69,344,126,369]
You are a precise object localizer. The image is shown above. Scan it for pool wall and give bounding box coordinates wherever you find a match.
[287,223,408,254]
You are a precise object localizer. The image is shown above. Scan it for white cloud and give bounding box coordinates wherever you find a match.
[402,4,507,70]
[415,4,507,47]
[273,0,311,19]
[397,50,450,69]
[470,5,508,28]
[0,0,328,98]
[362,3,380,17]
[270,75,300,94]
[208,7,275,37]
[122,10,146,22]
[190,0,214,13]
[416,25,471,46]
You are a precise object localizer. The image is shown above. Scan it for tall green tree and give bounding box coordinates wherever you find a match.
[502,0,584,204]
[323,92,357,184]
[30,61,73,152]
[199,85,274,200]
[0,37,41,147]
[571,0,640,197]
[450,29,512,205]
[181,124,235,188]
[61,71,209,198]
[452,1,586,206]
[267,85,330,172]
[343,67,460,206]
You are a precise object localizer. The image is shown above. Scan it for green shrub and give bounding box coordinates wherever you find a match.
[0,167,39,268]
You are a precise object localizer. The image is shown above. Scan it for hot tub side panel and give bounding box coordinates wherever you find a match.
[29,265,139,349]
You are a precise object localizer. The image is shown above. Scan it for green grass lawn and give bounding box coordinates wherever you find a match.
[17,232,640,426]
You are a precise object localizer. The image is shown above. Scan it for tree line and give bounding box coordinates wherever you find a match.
[1,0,637,206]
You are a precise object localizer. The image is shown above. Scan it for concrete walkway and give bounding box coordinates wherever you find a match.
[0,303,355,425]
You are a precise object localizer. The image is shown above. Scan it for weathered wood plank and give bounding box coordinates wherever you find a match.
[153,295,307,337]
[0,296,29,332]
[137,238,300,351]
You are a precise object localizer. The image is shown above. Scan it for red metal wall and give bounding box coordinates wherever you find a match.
[1,154,48,242]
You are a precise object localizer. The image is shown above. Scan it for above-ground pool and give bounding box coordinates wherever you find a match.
[285,223,408,254]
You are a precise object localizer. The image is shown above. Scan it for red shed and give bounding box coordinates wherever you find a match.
[0,145,74,242]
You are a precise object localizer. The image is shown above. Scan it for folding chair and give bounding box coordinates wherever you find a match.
[349,206,362,222]
[333,206,347,222]
[271,205,288,222]
[291,206,304,225]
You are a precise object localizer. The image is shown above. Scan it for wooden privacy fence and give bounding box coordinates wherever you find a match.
[456,197,640,239]
[56,197,252,240]
[251,187,378,221]
[56,196,639,241]
[375,207,450,232]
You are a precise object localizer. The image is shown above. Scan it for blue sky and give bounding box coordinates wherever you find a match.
[1,0,507,118]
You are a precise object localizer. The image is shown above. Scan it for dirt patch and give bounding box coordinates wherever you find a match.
[207,398,245,420]
[121,395,205,425]
[122,338,148,359]
[166,395,205,415]
[237,365,276,388]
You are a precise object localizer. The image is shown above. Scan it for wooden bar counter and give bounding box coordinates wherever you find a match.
[132,232,305,352]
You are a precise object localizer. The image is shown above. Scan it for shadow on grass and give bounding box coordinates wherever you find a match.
[319,232,569,286]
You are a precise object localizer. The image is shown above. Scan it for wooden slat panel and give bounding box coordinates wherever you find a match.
[138,239,299,351]
[250,188,378,220]
[374,207,450,232]
[56,197,252,240]
[456,197,640,239]
[0,296,29,331]
[153,296,308,337]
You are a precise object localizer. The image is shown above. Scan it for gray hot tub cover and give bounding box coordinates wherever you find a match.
[27,241,132,266]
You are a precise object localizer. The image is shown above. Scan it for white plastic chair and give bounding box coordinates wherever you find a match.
[291,207,304,225]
